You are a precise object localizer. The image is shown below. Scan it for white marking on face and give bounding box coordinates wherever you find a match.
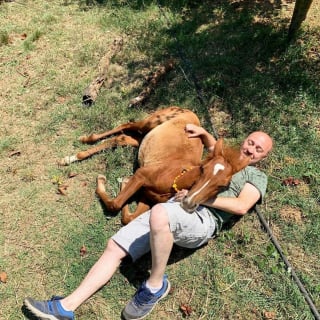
[188,180,210,201]
[213,163,225,175]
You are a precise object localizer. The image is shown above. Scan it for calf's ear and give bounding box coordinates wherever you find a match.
[212,139,249,174]
[222,144,250,175]
[213,139,224,156]
[230,154,250,174]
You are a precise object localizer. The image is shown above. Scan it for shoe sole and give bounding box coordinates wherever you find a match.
[122,280,171,320]
[24,298,62,320]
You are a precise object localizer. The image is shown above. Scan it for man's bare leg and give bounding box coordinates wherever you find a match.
[147,203,173,289]
[60,239,127,311]
[121,203,172,320]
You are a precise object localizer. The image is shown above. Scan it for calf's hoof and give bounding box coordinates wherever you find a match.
[57,155,78,166]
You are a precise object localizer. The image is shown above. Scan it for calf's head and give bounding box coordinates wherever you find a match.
[180,139,249,213]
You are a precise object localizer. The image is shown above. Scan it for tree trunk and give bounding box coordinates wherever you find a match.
[288,0,314,40]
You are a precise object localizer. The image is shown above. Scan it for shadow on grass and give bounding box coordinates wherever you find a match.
[65,0,318,142]
[119,243,203,288]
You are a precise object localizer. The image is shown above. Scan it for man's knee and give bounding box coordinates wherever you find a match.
[106,238,128,259]
[149,203,170,231]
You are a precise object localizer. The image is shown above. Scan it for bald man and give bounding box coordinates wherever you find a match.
[24,125,273,320]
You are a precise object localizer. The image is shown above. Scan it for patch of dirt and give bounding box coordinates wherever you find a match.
[278,0,320,28]
[296,182,311,196]
[209,98,233,137]
[306,0,320,28]
[279,205,303,223]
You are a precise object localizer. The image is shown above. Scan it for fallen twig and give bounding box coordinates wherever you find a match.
[82,37,123,107]
[129,58,175,107]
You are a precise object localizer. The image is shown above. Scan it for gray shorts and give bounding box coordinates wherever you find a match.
[112,200,217,262]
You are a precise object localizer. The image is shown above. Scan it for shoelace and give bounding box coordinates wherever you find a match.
[48,296,64,313]
[134,285,156,305]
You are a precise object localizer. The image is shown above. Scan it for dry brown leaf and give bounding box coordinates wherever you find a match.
[80,245,87,257]
[0,271,8,283]
[68,172,78,178]
[9,150,21,157]
[169,286,175,295]
[282,176,301,186]
[180,303,192,316]
[57,184,68,195]
[263,310,276,320]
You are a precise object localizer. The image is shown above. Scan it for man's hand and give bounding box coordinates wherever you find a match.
[185,124,216,151]
[185,124,206,138]
[174,189,188,202]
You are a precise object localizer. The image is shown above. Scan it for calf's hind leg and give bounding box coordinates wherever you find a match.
[95,173,145,215]
[58,134,140,166]
[96,175,150,224]
[79,106,185,144]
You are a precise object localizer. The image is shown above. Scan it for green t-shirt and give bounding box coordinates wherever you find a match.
[207,165,268,232]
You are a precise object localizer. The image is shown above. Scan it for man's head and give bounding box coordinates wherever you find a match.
[241,131,273,164]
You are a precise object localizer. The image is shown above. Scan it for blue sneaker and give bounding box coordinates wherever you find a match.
[122,275,171,320]
[23,296,74,320]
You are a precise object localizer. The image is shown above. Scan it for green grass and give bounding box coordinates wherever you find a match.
[0,0,319,319]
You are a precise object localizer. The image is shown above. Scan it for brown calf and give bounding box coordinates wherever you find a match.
[59,106,248,224]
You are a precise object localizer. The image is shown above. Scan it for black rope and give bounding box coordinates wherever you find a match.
[255,205,320,320]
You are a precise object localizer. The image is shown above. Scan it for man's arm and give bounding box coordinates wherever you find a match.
[203,183,261,215]
[185,124,216,151]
